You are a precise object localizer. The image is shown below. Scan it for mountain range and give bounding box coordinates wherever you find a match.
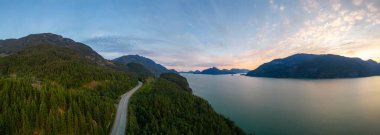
[246,53,380,78]
[0,33,243,134]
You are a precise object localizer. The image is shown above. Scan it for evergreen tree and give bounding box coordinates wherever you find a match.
[126,74,245,135]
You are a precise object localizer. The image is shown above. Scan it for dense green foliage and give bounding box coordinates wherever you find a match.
[0,45,134,90]
[0,45,137,134]
[127,73,245,135]
[0,78,115,134]
[160,73,192,92]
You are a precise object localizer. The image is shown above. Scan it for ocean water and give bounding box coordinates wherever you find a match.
[182,74,380,135]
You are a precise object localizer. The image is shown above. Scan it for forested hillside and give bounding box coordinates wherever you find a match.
[0,44,137,134]
[126,73,245,135]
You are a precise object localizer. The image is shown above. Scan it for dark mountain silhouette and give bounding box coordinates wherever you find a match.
[181,70,201,74]
[246,53,380,78]
[200,67,233,75]
[113,55,177,75]
[229,68,250,74]
[196,67,250,75]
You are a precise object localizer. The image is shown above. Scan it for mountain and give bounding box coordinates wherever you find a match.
[246,53,380,78]
[229,68,250,74]
[196,67,250,75]
[0,33,107,65]
[113,55,177,75]
[180,70,201,74]
[0,35,138,134]
[0,33,152,79]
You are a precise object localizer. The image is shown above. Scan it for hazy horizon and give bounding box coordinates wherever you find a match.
[1,0,380,71]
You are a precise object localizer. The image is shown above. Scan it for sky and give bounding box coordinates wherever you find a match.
[0,0,380,71]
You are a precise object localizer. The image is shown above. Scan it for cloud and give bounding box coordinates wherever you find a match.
[352,0,363,6]
[273,9,375,53]
[269,0,285,12]
[237,0,380,69]
[82,35,171,58]
[82,34,242,71]
[330,0,341,11]
[269,0,277,10]
[2,0,380,72]
[79,0,380,71]
[340,39,380,61]
[301,0,320,13]
[367,3,379,13]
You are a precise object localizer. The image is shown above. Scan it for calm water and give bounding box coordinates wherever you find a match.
[181,73,380,135]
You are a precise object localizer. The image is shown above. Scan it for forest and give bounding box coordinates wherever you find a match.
[0,45,137,134]
[126,73,245,135]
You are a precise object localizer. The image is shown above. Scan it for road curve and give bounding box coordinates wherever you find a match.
[110,81,143,135]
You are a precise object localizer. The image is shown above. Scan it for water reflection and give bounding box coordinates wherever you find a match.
[182,74,380,135]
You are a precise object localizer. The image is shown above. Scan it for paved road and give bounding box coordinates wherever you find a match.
[110,81,143,135]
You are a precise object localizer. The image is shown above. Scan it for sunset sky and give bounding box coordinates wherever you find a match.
[1,0,380,71]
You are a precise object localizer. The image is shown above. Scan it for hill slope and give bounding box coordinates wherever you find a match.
[247,53,380,78]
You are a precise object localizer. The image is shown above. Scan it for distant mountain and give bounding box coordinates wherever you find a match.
[113,62,155,80]
[246,53,380,78]
[113,55,177,75]
[229,68,250,74]
[199,67,233,75]
[181,70,201,74]
[196,67,250,75]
